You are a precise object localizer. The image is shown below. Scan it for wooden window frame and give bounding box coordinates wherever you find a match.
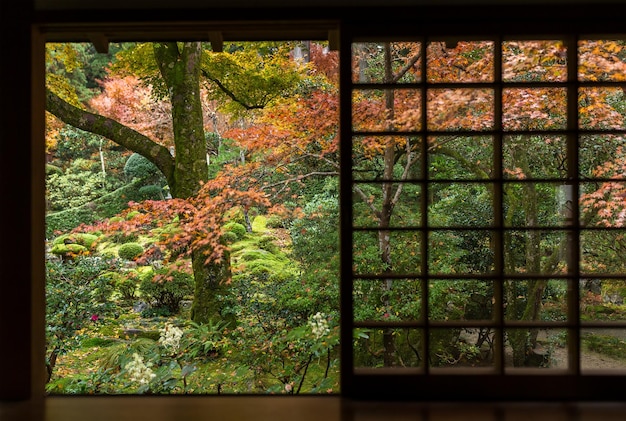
[5,3,626,402]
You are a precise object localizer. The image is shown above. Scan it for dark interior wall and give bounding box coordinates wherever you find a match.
[1,0,37,401]
[3,0,626,402]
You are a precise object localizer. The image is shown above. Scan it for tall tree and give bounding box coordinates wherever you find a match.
[46,41,303,324]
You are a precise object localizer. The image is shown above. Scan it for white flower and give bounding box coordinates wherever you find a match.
[308,312,330,340]
[125,353,156,385]
[159,323,184,353]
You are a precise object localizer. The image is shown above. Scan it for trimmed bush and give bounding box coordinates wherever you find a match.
[50,243,89,258]
[124,153,162,182]
[224,222,247,240]
[52,233,99,249]
[117,242,144,260]
[221,231,238,244]
[138,184,164,200]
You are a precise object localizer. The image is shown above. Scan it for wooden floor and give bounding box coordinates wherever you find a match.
[2,397,626,421]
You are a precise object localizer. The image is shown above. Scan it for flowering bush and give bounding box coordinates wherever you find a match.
[308,312,330,340]
[125,352,156,386]
[159,323,184,354]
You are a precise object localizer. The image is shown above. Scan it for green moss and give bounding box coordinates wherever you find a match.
[50,243,89,256]
[125,210,141,220]
[252,215,267,231]
[117,242,144,260]
[224,222,247,240]
[52,232,99,249]
[80,337,118,348]
[582,333,626,360]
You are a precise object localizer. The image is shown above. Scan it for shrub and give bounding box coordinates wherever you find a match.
[221,231,238,244]
[46,256,119,381]
[265,214,285,228]
[125,210,141,220]
[139,269,194,314]
[52,233,99,249]
[101,271,137,301]
[118,242,144,260]
[124,153,162,182]
[224,222,247,240]
[138,184,164,200]
[45,180,145,237]
[50,243,89,259]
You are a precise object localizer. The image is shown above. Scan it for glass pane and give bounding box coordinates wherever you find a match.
[429,279,494,321]
[502,40,567,82]
[503,135,567,179]
[352,135,422,181]
[580,229,626,275]
[505,328,568,368]
[430,328,495,369]
[579,87,626,130]
[353,230,421,276]
[502,88,567,131]
[352,89,422,132]
[429,230,494,275]
[579,135,626,179]
[581,328,626,371]
[503,183,570,227]
[427,88,494,131]
[578,40,626,82]
[352,42,422,84]
[504,279,568,322]
[354,279,422,322]
[353,328,423,368]
[581,279,626,322]
[580,181,626,227]
[504,230,569,274]
[428,183,494,227]
[426,40,494,83]
[353,182,422,228]
[428,136,493,180]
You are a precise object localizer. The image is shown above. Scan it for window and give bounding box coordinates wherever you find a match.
[339,30,626,400]
[5,2,626,402]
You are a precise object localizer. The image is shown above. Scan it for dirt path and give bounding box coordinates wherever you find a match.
[551,346,626,370]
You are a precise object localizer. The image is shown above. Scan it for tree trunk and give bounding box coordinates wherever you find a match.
[154,42,233,324]
[190,247,235,325]
[506,143,550,366]
[380,43,397,366]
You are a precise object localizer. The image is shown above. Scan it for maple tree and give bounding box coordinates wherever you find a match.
[46,41,303,324]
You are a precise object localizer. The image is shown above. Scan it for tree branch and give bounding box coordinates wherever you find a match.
[46,89,175,186]
[392,51,422,83]
[201,69,265,110]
